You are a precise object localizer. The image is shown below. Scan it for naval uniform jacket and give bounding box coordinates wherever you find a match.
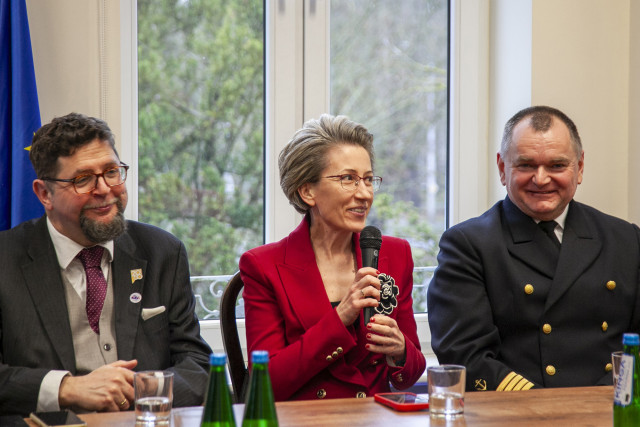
[0,216,212,415]
[240,216,426,401]
[427,197,640,391]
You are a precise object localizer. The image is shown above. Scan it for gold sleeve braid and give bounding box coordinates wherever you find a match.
[496,371,535,391]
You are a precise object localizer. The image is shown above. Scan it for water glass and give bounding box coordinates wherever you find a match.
[134,371,174,426]
[428,365,466,418]
[172,407,205,427]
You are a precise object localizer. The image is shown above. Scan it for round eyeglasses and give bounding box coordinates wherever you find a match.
[323,173,382,192]
[42,164,129,194]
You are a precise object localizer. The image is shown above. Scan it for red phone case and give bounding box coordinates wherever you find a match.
[374,392,429,412]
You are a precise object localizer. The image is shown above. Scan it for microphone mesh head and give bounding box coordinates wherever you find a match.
[360,225,382,249]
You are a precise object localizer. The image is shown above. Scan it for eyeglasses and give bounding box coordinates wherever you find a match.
[323,173,382,192]
[42,164,129,194]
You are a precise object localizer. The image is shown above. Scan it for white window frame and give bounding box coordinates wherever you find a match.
[121,0,492,369]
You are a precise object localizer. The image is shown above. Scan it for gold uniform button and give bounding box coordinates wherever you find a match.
[606,280,616,291]
[326,355,333,362]
[371,359,379,366]
[546,365,556,376]
[332,351,339,358]
[602,321,609,332]
[542,324,552,334]
[396,374,404,383]
[356,392,367,398]
[317,389,327,399]
[605,363,613,372]
[336,347,343,354]
[524,284,534,295]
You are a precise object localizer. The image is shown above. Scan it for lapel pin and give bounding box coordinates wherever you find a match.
[130,292,142,303]
[131,269,143,284]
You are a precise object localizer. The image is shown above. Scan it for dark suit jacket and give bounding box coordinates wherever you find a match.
[0,216,212,415]
[428,197,640,391]
[240,216,426,401]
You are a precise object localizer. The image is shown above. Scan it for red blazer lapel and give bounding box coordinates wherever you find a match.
[277,218,334,331]
[281,224,392,332]
[275,220,373,389]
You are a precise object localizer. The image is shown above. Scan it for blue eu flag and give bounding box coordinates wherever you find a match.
[0,0,43,230]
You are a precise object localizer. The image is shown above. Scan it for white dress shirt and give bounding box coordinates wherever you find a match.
[37,218,114,411]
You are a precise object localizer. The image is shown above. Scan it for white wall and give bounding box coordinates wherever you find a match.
[25,0,122,153]
[531,0,632,221]
[630,1,640,222]
[484,0,638,223]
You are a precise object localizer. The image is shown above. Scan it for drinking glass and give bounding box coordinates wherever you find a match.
[134,371,174,426]
[428,365,466,418]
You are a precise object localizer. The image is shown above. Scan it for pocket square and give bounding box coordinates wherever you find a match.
[141,306,166,321]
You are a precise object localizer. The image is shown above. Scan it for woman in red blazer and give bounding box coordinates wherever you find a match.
[240,114,425,401]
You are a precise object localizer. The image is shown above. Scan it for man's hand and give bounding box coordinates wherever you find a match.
[59,359,138,412]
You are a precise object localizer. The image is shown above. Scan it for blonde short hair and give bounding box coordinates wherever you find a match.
[278,114,374,214]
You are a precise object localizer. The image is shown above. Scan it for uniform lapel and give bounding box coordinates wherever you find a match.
[22,217,77,372]
[503,197,558,278]
[112,231,147,361]
[544,202,601,310]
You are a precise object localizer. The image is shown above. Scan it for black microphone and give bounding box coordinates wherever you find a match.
[360,225,382,325]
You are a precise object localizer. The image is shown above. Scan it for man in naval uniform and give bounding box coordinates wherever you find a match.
[0,113,211,416]
[427,105,640,391]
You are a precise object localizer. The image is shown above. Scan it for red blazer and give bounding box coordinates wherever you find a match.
[240,216,425,401]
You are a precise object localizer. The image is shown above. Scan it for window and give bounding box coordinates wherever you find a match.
[327,0,448,312]
[136,0,448,317]
[137,0,264,318]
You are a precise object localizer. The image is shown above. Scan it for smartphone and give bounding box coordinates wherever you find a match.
[29,411,87,427]
[374,392,429,412]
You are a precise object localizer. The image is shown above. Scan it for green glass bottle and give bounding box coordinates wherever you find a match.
[242,350,278,427]
[614,333,640,426]
[200,353,236,427]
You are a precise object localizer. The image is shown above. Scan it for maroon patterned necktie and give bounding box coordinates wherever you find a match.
[77,246,107,334]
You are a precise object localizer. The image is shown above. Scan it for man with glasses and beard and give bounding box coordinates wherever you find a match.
[0,113,211,416]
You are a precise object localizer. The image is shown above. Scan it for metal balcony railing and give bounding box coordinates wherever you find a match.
[191,266,435,320]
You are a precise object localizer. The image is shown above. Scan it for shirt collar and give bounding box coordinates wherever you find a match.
[554,207,568,230]
[46,217,114,269]
[533,206,568,230]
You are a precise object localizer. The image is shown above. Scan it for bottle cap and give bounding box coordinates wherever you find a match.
[623,333,640,346]
[210,353,227,366]
[251,350,269,364]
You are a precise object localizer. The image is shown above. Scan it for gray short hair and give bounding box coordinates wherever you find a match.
[500,106,582,158]
[278,114,374,214]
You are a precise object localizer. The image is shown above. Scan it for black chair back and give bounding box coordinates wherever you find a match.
[220,272,248,403]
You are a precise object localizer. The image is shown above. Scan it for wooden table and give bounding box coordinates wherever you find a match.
[25,386,614,426]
